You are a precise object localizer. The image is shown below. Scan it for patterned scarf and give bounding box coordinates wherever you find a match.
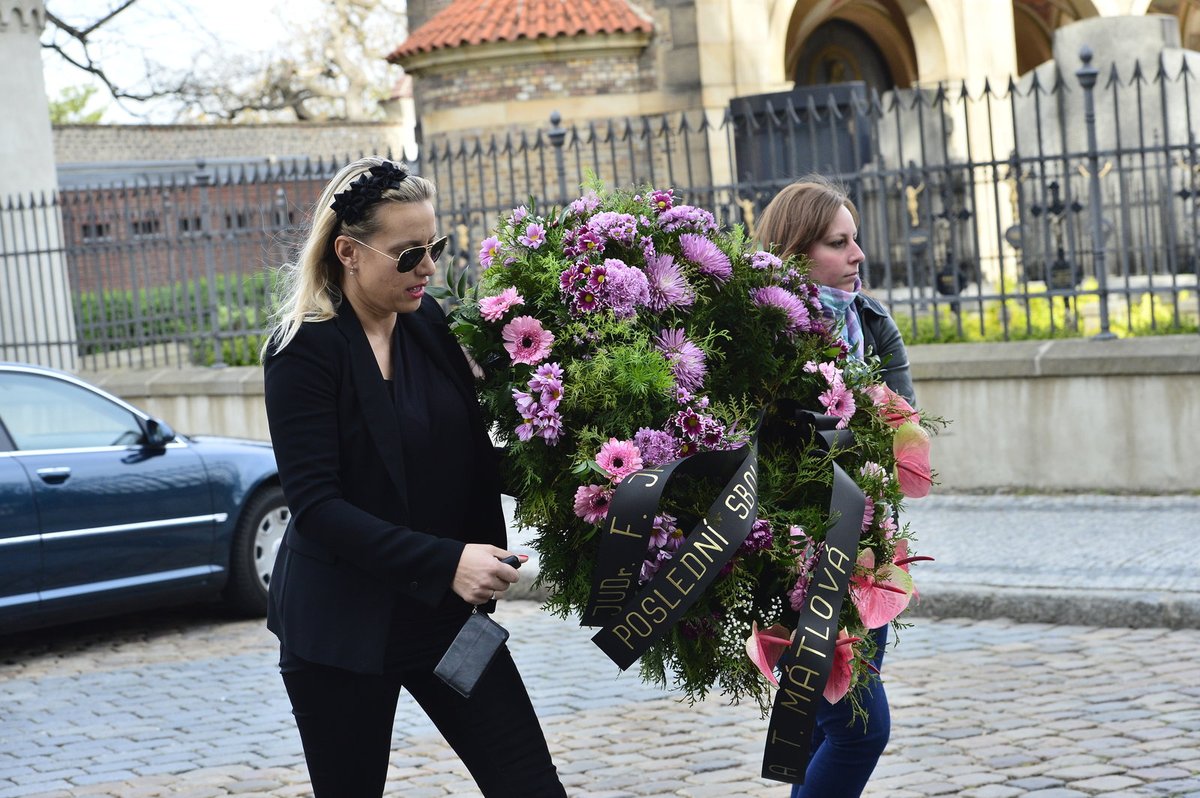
[817,278,865,360]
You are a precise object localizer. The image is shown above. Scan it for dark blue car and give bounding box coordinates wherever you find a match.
[0,362,287,633]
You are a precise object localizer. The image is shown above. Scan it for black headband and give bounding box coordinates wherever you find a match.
[330,161,409,225]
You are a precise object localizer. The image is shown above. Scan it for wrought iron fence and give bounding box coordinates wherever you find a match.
[2,46,1197,370]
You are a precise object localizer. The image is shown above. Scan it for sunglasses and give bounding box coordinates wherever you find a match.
[347,235,449,273]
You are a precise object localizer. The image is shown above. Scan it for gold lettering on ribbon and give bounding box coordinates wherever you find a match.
[723,464,758,519]
[825,544,850,574]
[694,526,730,561]
[680,551,707,578]
[768,730,806,750]
[628,467,665,488]
[608,517,640,539]
[809,595,834,621]
[592,567,635,616]
[781,663,822,695]
[664,566,693,596]
[793,632,829,659]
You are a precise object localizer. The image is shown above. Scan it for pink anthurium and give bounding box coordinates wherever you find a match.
[865,383,920,428]
[745,622,793,686]
[850,548,914,629]
[891,539,934,602]
[824,630,861,703]
[893,421,932,498]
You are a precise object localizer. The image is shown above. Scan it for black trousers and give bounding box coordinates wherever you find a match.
[280,631,566,797]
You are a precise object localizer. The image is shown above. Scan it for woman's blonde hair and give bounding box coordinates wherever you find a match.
[755,175,860,260]
[261,156,436,359]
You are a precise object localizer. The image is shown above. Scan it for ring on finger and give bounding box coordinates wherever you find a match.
[490,590,497,601]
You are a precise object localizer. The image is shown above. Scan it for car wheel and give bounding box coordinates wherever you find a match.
[225,485,288,616]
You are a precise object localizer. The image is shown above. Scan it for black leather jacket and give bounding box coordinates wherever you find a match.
[855,293,916,404]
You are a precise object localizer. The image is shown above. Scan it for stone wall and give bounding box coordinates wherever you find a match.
[52,122,413,165]
[88,335,1200,494]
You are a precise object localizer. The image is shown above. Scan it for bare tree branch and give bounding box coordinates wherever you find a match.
[42,0,408,123]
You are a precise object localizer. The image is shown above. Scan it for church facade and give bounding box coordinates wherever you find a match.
[390,0,1199,137]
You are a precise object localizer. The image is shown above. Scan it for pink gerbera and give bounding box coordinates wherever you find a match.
[478,287,524,322]
[501,315,554,365]
[819,381,856,429]
[595,438,644,483]
[573,484,613,525]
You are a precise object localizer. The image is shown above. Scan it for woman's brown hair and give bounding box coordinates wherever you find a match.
[755,175,860,259]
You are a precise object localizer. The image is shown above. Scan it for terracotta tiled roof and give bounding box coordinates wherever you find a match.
[387,0,654,62]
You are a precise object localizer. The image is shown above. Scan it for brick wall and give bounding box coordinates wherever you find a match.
[52,122,411,165]
[414,53,655,110]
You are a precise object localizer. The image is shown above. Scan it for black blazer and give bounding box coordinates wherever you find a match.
[263,294,506,674]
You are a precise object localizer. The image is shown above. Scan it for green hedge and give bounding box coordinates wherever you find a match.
[75,271,276,367]
[75,274,1196,367]
[905,281,1198,344]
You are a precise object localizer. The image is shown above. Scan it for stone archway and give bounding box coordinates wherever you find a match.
[780,0,939,92]
[1012,0,1102,75]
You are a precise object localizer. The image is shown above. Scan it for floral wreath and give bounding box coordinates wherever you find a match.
[444,182,937,718]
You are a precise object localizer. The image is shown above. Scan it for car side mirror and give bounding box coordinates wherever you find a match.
[142,417,176,448]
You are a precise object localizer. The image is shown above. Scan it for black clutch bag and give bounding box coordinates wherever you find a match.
[434,610,510,698]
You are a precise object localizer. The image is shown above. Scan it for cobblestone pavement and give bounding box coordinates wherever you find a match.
[1,603,1198,798]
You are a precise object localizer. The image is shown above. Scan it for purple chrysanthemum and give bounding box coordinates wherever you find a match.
[587,212,639,247]
[654,328,707,392]
[569,192,601,216]
[749,250,783,271]
[478,236,501,269]
[679,233,732,282]
[518,222,546,249]
[643,253,695,312]
[752,286,811,338]
[528,362,564,409]
[603,260,650,318]
[658,204,717,234]
[740,518,774,554]
[640,549,673,583]
[650,189,674,214]
[633,427,679,467]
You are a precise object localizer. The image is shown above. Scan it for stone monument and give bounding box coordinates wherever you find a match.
[1,0,78,370]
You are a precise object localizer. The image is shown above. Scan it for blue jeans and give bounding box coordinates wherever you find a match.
[789,626,890,798]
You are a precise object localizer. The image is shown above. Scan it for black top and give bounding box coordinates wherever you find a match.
[264,295,507,675]
[392,321,478,546]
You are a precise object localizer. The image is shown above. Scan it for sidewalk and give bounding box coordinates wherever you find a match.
[503,493,1200,630]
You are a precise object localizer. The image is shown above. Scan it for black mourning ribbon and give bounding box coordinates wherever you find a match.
[582,401,867,785]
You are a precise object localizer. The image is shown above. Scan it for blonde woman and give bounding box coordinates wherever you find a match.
[261,157,565,797]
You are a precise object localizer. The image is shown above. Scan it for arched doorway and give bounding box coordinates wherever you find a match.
[783,0,920,95]
[1012,0,1101,75]
[792,19,896,93]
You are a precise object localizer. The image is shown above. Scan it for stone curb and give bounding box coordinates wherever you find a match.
[907,585,1200,630]
[505,562,1200,631]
